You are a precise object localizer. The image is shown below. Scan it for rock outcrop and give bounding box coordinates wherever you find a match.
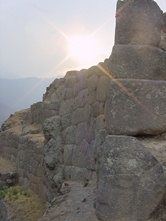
[0,0,166,221]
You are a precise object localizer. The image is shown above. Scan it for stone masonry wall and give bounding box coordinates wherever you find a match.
[0,131,51,201]
[40,66,110,189]
[0,1,166,220]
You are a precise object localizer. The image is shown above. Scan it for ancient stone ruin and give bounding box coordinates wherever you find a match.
[0,0,166,220]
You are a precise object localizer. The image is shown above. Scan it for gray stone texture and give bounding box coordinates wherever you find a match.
[108,45,166,80]
[0,131,48,201]
[160,31,166,51]
[105,79,166,135]
[96,135,166,221]
[43,116,61,141]
[0,200,8,221]
[115,0,163,46]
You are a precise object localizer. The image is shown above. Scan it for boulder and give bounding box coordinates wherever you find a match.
[115,0,163,46]
[96,135,166,221]
[105,79,166,135]
[108,45,166,80]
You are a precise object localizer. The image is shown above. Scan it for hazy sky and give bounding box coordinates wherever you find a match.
[0,0,166,79]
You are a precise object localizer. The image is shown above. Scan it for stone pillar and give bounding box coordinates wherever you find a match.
[115,0,163,47]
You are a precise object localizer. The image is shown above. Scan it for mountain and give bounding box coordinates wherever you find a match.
[0,77,54,125]
[0,102,15,126]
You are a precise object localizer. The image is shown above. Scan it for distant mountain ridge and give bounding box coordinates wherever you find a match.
[0,77,54,125]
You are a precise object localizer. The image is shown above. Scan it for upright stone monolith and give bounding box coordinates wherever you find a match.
[115,0,163,46]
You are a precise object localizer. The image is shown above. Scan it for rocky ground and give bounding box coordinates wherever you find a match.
[39,181,98,221]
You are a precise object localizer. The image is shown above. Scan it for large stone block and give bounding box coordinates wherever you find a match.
[105,79,166,135]
[59,99,74,116]
[96,135,166,221]
[43,116,61,141]
[115,0,163,46]
[62,125,76,144]
[64,166,93,183]
[108,45,166,80]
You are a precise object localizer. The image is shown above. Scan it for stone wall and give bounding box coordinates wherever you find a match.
[0,0,166,220]
[40,67,110,189]
[0,131,52,201]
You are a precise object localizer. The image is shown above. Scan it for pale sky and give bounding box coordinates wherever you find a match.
[0,0,166,79]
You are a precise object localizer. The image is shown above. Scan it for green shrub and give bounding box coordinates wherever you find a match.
[0,186,29,201]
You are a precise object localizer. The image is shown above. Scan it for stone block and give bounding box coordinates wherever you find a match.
[59,99,74,116]
[43,116,61,141]
[72,140,89,168]
[56,85,66,100]
[87,74,99,93]
[105,79,166,135]
[115,0,163,46]
[73,76,87,97]
[64,87,73,100]
[64,145,74,165]
[64,75,78,87]
[48,101,60,111]
[74,89,89,108]
[75,122,95,145]
[88,90,96,105]
[85,140,97,171]
[64,166,92,183]
[96,75,110,102]
[71,104,91,125]
[62,126,76,144]
[96,135,166,221]
[96,115,106,131]
[61,114,71,130]
[108,45,166,80]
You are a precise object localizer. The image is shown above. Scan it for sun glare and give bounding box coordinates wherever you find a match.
[68,36,101,65]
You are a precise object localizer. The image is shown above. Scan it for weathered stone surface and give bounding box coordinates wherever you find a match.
[115,0,163,46]
[105,79,166,135]
[44,137,63,191]
[96,115,106,131]
[73,75,87,96]
[61,114,71,130]
[108,45,166,80]
[64,166,92,183]
[75,122,95,145]
[162,12,166,33]
[0,200,8,221]
[74,89,89,108]
[160,31,166,51]
[96,76,109,102]
[96,135,166,221]
[59,99,74,116]
[43,116,61,141]
[62,126,76,144]
[71,104,91,125]
[71,139,96,171]
[87,74,99,93]
[64,145,74,165]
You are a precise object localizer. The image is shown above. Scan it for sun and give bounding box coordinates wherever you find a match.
[68,35,101,66]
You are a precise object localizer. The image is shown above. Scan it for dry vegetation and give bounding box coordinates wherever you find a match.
[1,186,45,221]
